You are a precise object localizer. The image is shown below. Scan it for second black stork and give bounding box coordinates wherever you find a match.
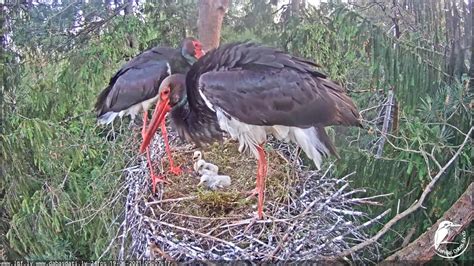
[140,42,361,219]
[95,37,204,191]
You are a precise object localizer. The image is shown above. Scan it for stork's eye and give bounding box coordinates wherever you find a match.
[161,88,171,99]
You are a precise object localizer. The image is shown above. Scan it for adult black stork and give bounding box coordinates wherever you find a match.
[95,37,204,191]
[140,42,361,218]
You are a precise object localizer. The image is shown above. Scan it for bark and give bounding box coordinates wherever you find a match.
[391,0,400,38]
[291,0,301,17]
[452,0,465,78]
[1,4,7,136]
[106,0,113,13]
[445,0,466,79]
[197,0,230,52]
[468,0,474,86]
[385,183,473,262]
[124,0,133,15]
[124,0,137,49]
[445,0,455,78]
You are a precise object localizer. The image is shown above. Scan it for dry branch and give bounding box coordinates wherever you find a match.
[375,89,395,158]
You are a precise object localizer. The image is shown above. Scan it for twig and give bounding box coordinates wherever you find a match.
[376,89,395,158]
[319,209,391,251]
[145,196,197,206]
[159,210,244,221]
[96,219,126,262]
[219,218,292,228]
[149,218,244,252]
[346,192,394,203]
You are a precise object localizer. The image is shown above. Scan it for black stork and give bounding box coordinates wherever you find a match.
[95,37,204,191]
[139,42,361,218]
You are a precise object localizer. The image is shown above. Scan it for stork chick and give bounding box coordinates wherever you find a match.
[198,174,232,190]
[192,151,219,175]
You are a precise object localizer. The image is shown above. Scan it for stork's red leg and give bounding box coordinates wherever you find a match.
[256,144,267,219]
[160,121,182,175]
[142,112,165,193]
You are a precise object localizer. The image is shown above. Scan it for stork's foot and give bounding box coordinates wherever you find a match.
[242,188,260,202]
[252,210,265,219]
[183,167,194,174]
[168,165,182,176]
[151,174,169,193]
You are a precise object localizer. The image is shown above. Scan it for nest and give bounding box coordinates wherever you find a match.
[115,125,385,261]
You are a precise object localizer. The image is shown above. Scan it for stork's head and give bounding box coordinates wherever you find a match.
[181,37,204,64]
[140,74,187,153]
[193,151,202,161]
[158,74,187,108]
[196,160,206,172]
[197,174,210,186]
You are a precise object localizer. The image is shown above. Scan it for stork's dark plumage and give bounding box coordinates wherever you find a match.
[140,42,361,218]
[95,37,204,191]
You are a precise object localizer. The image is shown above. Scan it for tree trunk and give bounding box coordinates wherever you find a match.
[124,0,133,15]
[124,0,137,49]
[291,0,301,17]
[467,0,474,87]
[106,0,113,13]
[197,0,230,52]
[391,0,401,38]
[451,0,465,79]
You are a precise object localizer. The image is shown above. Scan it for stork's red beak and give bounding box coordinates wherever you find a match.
[195,49,204,59]
[193,41,204,59]
[140,99,171,153]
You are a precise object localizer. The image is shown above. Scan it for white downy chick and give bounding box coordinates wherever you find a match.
[198,174,232,190]
[195,160,219,175]
[193,151,219,174]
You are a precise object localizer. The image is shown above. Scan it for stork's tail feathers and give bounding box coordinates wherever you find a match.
[293,127,339,169]
[97,111,119,125]
[272,126,339,170]
[94,84,113,119]
[313,126,339,159]
[95,85,118,125]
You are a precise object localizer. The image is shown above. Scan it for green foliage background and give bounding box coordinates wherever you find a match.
[1,0,472,261]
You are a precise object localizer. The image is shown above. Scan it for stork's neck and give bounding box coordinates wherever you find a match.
[170,96,190,120]
[165,50,192,75]
[181,47,197,65]
[169,97,193,142]
[170,89,223,145]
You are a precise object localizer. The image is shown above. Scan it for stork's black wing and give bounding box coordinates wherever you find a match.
[107,47,176,86]
[106,62,170,112]
[95,47,177,116]
[192,43,360,128]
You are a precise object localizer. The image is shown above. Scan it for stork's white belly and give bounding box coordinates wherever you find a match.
[120,95,159,119]
[215,109,330,169]
[99,95,159,125]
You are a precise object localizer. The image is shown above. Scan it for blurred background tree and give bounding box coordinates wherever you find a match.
[1,0,472,261]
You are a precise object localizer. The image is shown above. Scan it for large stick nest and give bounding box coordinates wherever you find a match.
[116,125,385,261]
